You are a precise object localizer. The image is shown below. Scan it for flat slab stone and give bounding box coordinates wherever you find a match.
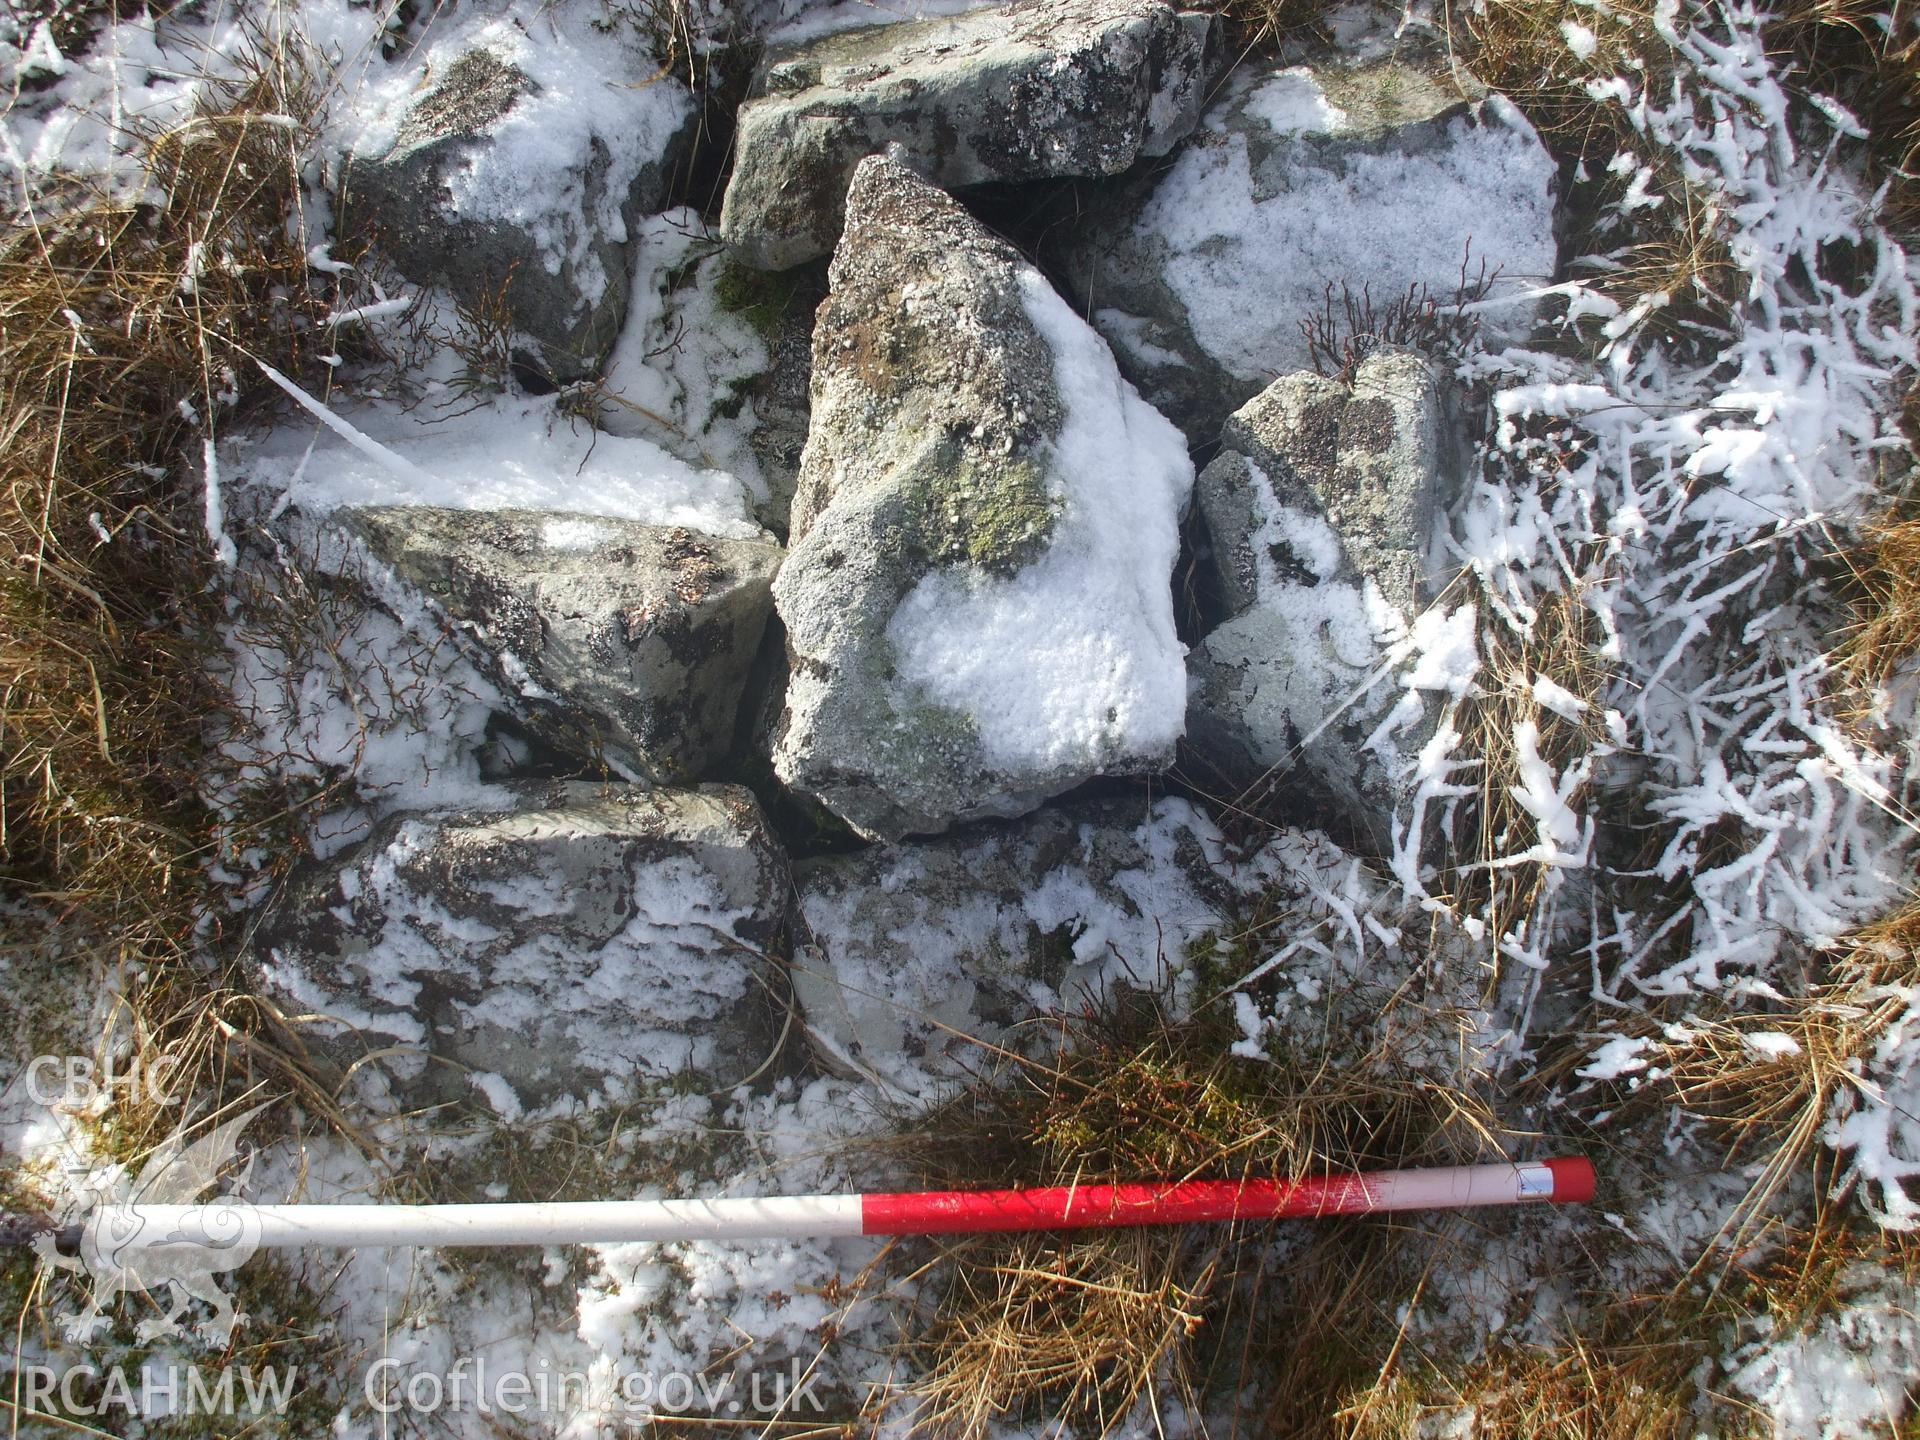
[252,781,788,1111]
[336,507,782,784]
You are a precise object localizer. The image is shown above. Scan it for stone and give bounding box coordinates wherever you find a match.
[791,797,1247,1098]
[337,506,783,783]
[771,154,1193,839]
[252,781,788,1111]
[719,0,1217,270]
[1055,55,1558,437]
[345,40,696,382]
[1188,349,1472,849]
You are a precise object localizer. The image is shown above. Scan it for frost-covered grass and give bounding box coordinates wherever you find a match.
[1429,0,1916,1169]
[1351,0,1920,1428]
[1766,0,1920,234]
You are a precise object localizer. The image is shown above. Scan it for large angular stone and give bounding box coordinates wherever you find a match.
[1057,55,1557,437]
[791,797,1247,1098]
[345,35,695,382]
[771,155,1193,839]
[720,0,1217,270]
[1188,349,1472,848]
[252,782,788,1111]
[337,507,782,783]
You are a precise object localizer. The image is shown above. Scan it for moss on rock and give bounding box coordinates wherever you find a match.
[901,443,1059,576]
[713,257,812,340]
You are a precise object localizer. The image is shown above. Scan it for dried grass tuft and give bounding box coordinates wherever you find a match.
[1447,0,1740,335]
[1203,0,1340,53]
[1629,900,1920,1233]
[1832,501,1920,709]
[1767,0,1920,236]
[1428,581,1614,946]
[1395,1298,1762,1440]
[1349,1186,1920,1440]
[888,993,1503,1438]
[0,50,344,968]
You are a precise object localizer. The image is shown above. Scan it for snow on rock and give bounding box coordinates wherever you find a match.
[212,477,546,863]
[1188,349,1469,848]
[250,780,789,1112]
[1056,54,1558,437]
[332,506,783,782]
[796,787,1473,1109]
[772,154,1193,839]
[214,561,517,864]
[340,5,696,381]
[792,796,1248,1099]
[210,390,773,844]
[766,0,997,46]
[224,386,764,532]
[719,0,1218,269]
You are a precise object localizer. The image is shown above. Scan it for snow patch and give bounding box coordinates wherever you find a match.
[1138,93,1557,381]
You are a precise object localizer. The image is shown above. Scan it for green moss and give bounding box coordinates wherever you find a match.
[1180,929,1236,998]
[900,444,1059,576]
[713,258,810,341]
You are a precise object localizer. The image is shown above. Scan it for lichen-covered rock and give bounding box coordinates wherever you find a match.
[1188,349,1473,848]
[345,16,696,382]
[771,155,1194,839]
[336,506,782,783]
[1057,56,1557,437]
[720,0,1217,270]
[791,797,1247,1098]
[252,781,788,1111]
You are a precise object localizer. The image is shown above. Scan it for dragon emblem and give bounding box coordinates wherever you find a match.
[36,1103,268,1344]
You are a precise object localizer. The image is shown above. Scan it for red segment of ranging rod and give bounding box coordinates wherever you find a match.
[861,1159,1594,1235]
